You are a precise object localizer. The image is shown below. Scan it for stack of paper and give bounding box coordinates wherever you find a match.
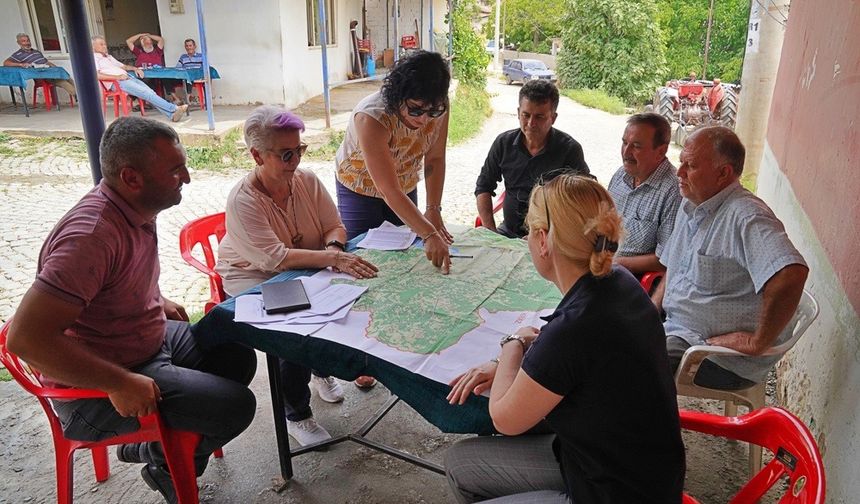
[356,221,417,250]
[234,276,367,335]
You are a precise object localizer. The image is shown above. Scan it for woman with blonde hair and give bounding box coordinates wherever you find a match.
[445,175,685,503]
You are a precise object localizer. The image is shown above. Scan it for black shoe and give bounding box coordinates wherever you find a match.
[116,443,144,463]
[141,464,178,504]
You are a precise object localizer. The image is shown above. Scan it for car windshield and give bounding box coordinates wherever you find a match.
[523,61,547,70]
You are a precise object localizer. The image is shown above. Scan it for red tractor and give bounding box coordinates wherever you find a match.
[650,78,740,145]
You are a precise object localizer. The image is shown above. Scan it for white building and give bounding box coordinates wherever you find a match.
[1,0,448,108]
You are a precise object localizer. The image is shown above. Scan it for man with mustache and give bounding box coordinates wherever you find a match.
[475,80,589,238]
[608,113,681,277]
[3,33,77,102]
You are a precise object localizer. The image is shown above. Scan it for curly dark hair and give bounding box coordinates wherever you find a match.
[519,79,560,111]
[381,50,451,114]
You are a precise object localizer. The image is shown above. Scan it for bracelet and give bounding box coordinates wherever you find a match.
[426,204,442,212]
[422,229,439,241]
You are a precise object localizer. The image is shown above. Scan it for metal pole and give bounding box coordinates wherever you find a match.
[429,0,434,52]
[702,0,716,80]
[493,0,501,69]
[394,0,399,63]
[59,0,104,184]
[317,0,332,128]
[447,0,454,63]
[194,0,215,131]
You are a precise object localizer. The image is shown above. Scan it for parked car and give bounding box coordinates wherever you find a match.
[502,59,556,85]
[485,39,496,54]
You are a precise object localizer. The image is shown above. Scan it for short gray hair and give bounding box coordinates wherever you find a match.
[100,117,180,181]
[16,33,29,41]
[693,126,746,176]
[91,35,104,43]
[243,105,305,152]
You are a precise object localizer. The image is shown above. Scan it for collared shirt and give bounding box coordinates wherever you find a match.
[474,127,589,237]
[7,48,49,65]
[608,158,681,256]
[93,51,127,77]
[658,181,807,382]
[34,182,166,386]
[176,52,203,69]
[522,266,685,503]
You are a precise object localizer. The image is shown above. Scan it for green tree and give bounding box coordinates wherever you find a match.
[657,0,749,82]
[451,0,491,86]
[558,0,668,104]
[483,0,565,54]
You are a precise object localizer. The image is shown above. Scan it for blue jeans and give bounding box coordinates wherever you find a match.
[335,179,418,240]
[118,76,178,119]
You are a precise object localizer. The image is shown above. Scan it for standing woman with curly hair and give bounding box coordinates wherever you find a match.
[445,175,686,503]
[335,50,453,273]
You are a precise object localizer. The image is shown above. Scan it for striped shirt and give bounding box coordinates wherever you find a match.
[608,158,681,257]
[7,48,49,65]
[658,181,807,382]
[176,52,203,69]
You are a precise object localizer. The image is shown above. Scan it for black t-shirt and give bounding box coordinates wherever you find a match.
[474,128,589,237]
[522,266,685,503]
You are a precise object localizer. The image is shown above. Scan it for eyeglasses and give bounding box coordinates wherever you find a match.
[268,143,308,163]
[406,104,447,118]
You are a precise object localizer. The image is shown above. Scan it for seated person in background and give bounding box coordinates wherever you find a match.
[608,112,681,277]
[6,117,257,504]
[653,126,809,390]
[475,79,589,238]
[92,36,188,122]
[216,106,379,446]
[125,32,168,107]
[4,32,77,101]
[170,38,204,105]
[446,174,685,503]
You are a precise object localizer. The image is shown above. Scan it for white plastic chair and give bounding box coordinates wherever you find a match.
[674,289,819,476]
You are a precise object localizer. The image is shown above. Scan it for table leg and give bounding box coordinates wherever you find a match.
[266,353,294,480]
[19,87,29,117]
[9,86,16,108]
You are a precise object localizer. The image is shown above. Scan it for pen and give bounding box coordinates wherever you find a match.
[450,254,474,259]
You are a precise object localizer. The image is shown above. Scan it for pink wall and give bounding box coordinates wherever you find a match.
[767,0,860,313]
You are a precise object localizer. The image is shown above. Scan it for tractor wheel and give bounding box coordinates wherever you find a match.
[715,87,739,129]
[505,74,513,85]
[672,124,690,147]
[653,88,674,124]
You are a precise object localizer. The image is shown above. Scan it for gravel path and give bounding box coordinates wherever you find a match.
[0,78,744,504]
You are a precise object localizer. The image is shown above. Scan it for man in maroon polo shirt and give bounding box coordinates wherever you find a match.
[7,117,257,504]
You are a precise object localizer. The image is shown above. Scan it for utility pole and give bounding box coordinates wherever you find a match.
[702,0,716,79]
[493,0,501,69]
[734,0,790,183]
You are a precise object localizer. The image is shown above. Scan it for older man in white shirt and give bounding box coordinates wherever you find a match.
[92,36,187,122]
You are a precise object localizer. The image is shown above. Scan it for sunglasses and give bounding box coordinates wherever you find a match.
[268,143,308,163]
[406,104,447,118]
[532,171,599,232]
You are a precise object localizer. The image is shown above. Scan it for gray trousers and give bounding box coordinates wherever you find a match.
[445,434,570,504]
[666,336,757,391]
[51,320,257,476]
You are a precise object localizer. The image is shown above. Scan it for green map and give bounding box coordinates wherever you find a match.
[335,228,562,354]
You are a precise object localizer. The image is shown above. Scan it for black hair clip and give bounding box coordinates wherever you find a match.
[594,235,618,253]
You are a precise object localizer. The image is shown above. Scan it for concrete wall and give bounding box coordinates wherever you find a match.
[758,0,860,500]
[0,1,31,102]
[98,0,161,47]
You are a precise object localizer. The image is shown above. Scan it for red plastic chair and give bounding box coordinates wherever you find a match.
[679,407,825,503]
[475,191,506,228]
[32,80,74,111]
[639,271,664,293]
[0,320,202,504]
[98,79,145,118]
[192,81,207,110]
[178,212,227,313]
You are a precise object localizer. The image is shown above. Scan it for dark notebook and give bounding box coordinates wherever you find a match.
[261,279,311,315]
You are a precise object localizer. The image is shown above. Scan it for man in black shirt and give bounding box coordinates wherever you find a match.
[474,80,589,238]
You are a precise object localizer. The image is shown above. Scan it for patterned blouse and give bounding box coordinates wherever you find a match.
[335,91,445,198]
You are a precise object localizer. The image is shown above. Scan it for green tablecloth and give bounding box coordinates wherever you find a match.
[142,66,220,82]
[0,67,71,87]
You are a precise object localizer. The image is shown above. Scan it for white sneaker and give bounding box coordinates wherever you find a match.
[287,417,332,446]
[311,375,345,403]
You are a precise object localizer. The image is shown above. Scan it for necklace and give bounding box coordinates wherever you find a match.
[253,168,303,246]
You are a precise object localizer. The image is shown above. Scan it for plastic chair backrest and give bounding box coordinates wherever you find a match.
[769,290,819,356]
[178,212,227,312]
[680,407,825,503]
[475,191,507,228]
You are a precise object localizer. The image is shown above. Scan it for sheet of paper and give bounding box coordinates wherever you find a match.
[356,221,417,250]
[234,283,366,324]
[305,283,367,315]
[249,321,326,336]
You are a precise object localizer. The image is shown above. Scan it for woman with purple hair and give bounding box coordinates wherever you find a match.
[216,105,379,446]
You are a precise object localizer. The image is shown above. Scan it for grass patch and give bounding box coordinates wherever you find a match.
[185,127,253,173]
[740,171,757,193]
[0,368,11,382]
[0,134,89,160]
[561,88,626,115]
[189,311,205,324]
[304,129,345,161]
[448,83,492,145]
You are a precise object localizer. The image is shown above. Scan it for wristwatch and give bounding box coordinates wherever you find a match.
[499,333,527,350]
[325,240,346,251]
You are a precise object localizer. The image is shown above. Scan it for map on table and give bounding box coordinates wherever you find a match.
[332,227,561,355]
